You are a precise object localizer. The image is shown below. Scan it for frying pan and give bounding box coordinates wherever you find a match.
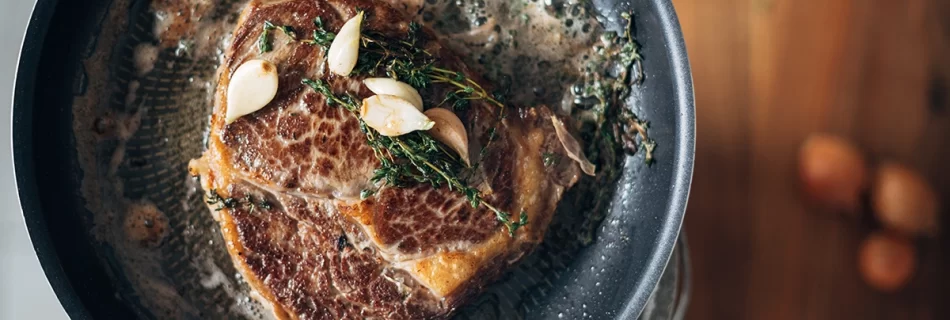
[12,0,694,319]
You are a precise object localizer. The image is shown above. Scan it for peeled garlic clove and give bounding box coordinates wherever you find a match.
[551,116,596,176]
[424,108,470,165]
[363,78,424,111]
[226,59,279,124]
[361,95,434,136]
[327,12,363,76]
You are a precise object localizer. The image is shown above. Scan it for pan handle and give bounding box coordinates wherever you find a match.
[638,233,692,320]
[671,234,691,320]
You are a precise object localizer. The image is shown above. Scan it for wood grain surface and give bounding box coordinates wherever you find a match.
[671,0,950,319]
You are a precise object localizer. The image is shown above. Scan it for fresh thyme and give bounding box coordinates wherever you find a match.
[259,22,274,53]
[355,22,530,234]
[243,194,273,212]
[274,17,504,112]
[301,17,336,48]
[574,12,655,165]
[259,21,298,53]
[250,11,650,236]
[301,75,527,236]
[301,78,359,112]
[558,11,654,244]
[259,14,524,234]
[353,22,510,178]
[205,189,272,212]
[205,189,237,211]
[354,23,506,114]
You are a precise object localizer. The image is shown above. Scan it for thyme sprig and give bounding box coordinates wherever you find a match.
[427,67,505,111]
[351,22,526,234]
[301,77,527,236]
[542,152,561,167]
[205,189,272,212]
[301,78,358,112]
[279,15,526,235]
[355,23,506,113]
[354,23,509,175]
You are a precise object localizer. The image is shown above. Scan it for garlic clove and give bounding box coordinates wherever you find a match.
[362,78,424,111]
[226,59,279,124]
[551,115,596,176]
[327,12,363,76]
[424,108,470,165]
[361,94,435,136]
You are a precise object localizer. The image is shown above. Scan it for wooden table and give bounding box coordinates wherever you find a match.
[671,0,949,318]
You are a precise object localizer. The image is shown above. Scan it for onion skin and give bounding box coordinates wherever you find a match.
[550,116,595,176]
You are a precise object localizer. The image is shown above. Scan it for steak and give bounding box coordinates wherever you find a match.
[189,0,583,318]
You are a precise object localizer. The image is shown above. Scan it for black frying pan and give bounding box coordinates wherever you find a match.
[13,0,694,318]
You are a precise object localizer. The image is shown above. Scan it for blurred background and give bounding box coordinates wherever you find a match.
[673,0,949,319]
[1,0,947,319]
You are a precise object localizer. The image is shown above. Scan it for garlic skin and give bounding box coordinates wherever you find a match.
[225,59,279,124]
[551,116,596,176]
[327,12,363,76]
[424,108,470,165]
[361,95,435,136]
[363,78,424,111]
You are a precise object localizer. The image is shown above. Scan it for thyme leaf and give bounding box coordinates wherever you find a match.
[351,29,525,232]
[302,17,336,48]
[259,22,275,53]
[259,21,299,53]
[354,27,506,113]
[542,152,561,167]
[291,16,528,235]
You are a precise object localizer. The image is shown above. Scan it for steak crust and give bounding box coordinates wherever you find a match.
[189,0,582,318]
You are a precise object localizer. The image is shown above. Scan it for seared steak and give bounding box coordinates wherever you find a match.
[189,0,582,318]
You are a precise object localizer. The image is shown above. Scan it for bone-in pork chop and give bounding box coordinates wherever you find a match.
[189,0,583,318]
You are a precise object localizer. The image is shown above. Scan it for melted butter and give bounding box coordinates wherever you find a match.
[419,0,602,110]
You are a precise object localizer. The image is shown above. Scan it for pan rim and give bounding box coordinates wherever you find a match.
[617,0,695,318]
[11,0,97,319]
[11,0,695,319]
